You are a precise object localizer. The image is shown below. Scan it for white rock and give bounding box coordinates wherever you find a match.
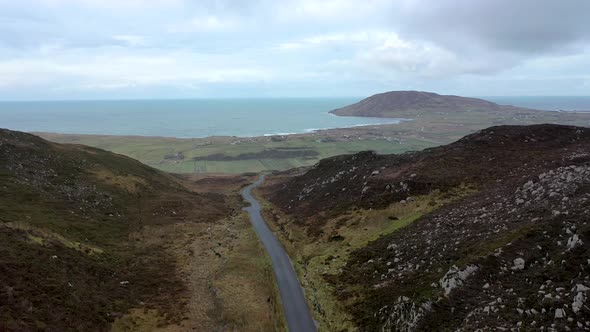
[439,265,479,296]
[380,296,431,332]
[511,258,526,271]
[567,234,583,250]
[573,292,586,313]
[555,308,565,319]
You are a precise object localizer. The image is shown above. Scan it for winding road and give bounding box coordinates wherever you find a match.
[242,175,317,332]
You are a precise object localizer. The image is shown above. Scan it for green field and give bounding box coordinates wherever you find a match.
[37,107,590,174]
[38,133,436,174]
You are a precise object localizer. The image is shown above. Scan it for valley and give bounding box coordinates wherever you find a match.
[3,92,590,331]
[3,0,590,328]
[0,131,285,331]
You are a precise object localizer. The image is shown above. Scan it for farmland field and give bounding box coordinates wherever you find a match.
[38,107,590,174]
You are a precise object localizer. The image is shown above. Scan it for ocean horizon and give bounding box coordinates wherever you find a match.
[1,96,589,138]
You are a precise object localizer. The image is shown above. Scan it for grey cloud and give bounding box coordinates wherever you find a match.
[395,0,590,55]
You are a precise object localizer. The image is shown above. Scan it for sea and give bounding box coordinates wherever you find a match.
[0,96,589,138]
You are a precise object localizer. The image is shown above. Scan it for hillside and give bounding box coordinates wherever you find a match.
[0,129,234,331]
[259,124,590,331]
[330,91,534,118]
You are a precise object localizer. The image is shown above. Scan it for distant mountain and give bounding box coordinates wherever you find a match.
[261,124,590,331]
[330,90,534,118]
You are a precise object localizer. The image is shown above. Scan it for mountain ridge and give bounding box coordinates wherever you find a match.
[330,90,535,118]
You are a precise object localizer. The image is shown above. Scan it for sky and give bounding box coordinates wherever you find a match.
[0,0,589,100]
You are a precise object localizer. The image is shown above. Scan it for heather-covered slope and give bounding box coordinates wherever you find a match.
[0,129,230,331]
[261,124,590,331]
[266,124,589,228]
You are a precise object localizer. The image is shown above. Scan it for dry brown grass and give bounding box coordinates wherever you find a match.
[91,168,148,194]
[118,212,286,332]
[3,221,104,255]
[113,173,286,332]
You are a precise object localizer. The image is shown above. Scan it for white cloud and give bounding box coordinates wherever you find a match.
[0,50,273,90]
[167,15,239,33]
[274,30,517,77]
[360,35,516,77]
[35,0,182,9]
[112,35,147,47]
[275,31,389,51]
[274,0,391,23]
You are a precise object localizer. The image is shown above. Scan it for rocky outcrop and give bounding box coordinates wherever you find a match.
[380,297,432,332]
[439,265,479,296]
[337,151,590,330]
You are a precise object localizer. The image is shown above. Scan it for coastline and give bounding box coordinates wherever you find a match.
[32,119,408,141]
[7,95,590,140]
[33,105,590,174]
[262,118,408,138]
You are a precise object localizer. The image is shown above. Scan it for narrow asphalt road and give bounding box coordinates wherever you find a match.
[242,175,317,332]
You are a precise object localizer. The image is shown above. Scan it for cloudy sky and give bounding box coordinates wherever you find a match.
[0,0,589,100]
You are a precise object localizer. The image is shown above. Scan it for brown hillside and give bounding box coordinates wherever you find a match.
[264,124,590,231]
[0,129,230,331]
[260,124,590,331]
